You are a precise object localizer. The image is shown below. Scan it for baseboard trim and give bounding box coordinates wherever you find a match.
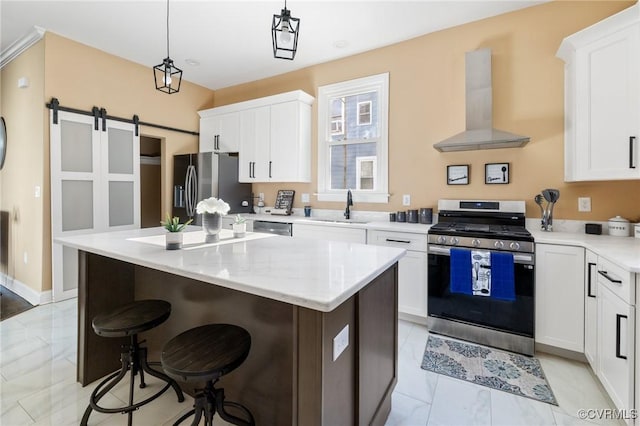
[0,273,51,305]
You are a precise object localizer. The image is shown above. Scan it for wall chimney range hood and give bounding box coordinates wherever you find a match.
[433,48,530,152]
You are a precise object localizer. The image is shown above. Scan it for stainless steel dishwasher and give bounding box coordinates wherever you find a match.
[252,220,293,236]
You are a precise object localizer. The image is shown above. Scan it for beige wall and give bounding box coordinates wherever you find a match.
[214,0,640,223]
[0,40,46,294]
[0,33,215,294]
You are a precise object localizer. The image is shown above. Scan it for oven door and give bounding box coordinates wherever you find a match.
[427,244,534,337]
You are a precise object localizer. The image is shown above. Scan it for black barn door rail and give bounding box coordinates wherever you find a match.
[46,97,199,136]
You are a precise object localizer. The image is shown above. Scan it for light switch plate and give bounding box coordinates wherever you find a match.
[402,194,411,206]
[333,324,349,361]
[301,193,310,203]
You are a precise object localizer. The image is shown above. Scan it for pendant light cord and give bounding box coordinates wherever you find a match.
[166,0,170,59]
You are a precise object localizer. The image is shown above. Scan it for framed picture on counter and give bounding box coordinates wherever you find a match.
[485,162,510,184]
[447,164,469,185]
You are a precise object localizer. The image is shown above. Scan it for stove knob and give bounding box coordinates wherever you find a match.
[450,237,459,245]
[494,241,505,249]
[509,242,521,250]
[437,236,447,244]
[472,239,481,247]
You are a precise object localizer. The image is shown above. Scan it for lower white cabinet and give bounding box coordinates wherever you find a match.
[596,258,635,417]
[292,223,366,243]
[584,250,598,369]
[535,244,585,352]
[368,230,428,319]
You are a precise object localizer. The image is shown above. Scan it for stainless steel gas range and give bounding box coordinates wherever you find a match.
[427,200,535,355]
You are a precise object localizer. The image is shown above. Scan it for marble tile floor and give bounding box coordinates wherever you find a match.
[0,299,621,426]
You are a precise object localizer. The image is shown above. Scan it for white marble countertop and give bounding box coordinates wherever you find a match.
[531,229,640,273]
[55,227,406,312]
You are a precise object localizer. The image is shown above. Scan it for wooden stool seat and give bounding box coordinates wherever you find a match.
[161,324,254,426]
[92,299,171,337]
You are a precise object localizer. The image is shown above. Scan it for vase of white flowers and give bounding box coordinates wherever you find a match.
[196,197,230,243]
[232,214,247,238]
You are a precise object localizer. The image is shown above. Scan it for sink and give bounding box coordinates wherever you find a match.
[305,218,369,224]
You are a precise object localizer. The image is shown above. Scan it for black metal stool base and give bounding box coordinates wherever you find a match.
[174,380,254,426]
[80,335,184,426]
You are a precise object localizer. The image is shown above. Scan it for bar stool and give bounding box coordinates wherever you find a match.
[161,324,255,426]
[80,300,185,426]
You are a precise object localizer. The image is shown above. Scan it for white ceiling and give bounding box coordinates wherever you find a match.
[1,0,547,90]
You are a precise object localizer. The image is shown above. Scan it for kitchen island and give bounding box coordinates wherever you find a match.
[56,227,405,425]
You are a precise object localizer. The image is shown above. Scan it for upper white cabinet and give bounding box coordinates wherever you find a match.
[199,90,314,183]
[239,99,312,182]
[534,243,585,352]
[199,112,240,153]
[557,4,640,181]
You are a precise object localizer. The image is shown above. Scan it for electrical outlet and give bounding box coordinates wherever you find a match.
[301,193,310,203]
[578,197,591,212]
[333,324,349,361]
[35,186,41,198]
[402,194,411,206]
[23,251,28,264]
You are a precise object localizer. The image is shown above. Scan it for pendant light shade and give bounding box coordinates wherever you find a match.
[154,0,182,94]
[272,1,300,60]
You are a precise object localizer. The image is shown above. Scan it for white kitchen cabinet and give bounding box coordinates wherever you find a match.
[596,257,636,418]
[598,283,634,415]
[584,249,598,369]
[239,99,312,183]
[199,112,240,153]
[534,244,585,352]
[557,4,640,181]
[368,230,428,321]
[292,223,366,243]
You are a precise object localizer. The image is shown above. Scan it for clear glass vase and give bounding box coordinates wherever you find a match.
[202,213,222,243]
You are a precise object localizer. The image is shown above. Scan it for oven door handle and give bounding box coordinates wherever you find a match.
[428,245,534,265]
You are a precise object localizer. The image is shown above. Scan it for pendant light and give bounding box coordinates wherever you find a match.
[271,0,300,60]
[153,0,182,94]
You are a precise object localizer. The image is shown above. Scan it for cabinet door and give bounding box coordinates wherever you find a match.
[199,117,215,152]
[597,284,634,412]
[238,107,270,182]
[211,112,240,152]
[398,251,428,318]
[270,101,311,182]
[584,250,598,369]
[575,24,640,180]
[535,244,585,352]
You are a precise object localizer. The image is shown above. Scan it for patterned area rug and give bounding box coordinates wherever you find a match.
[421,334,558,405]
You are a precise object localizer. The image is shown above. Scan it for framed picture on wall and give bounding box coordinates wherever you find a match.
[485,162,510,184]
[447,164,469,185]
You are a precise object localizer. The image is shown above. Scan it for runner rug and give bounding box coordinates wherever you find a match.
[421,334,558,405]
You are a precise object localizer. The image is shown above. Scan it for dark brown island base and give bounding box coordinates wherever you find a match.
[61,228,404,425]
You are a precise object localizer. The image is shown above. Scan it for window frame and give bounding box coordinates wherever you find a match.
[316,72,389,203]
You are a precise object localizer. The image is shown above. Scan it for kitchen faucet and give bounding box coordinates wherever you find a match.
[344,189,353,220]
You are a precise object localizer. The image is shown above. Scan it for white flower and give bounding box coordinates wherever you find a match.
[196,197,230,216]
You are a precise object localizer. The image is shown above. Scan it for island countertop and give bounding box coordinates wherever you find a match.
[55,226,406,312]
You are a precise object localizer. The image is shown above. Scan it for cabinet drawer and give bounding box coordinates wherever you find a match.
[368,230,427,252]
[597,257,635,305]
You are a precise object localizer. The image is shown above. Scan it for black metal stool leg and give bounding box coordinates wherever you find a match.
[190,396,205,426]
[80,353,131,426]
[139,346,185,402]
[213,384,255,426]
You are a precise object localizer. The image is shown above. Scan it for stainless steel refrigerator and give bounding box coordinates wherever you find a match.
[172,152,252,225]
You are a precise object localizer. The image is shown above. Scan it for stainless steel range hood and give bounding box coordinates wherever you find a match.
[433,48,529,152]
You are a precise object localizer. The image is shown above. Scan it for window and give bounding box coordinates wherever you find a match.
[317,73,389,203]
[357,101,372,126]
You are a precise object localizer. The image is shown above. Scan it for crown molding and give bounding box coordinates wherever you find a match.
[0,26,46,69]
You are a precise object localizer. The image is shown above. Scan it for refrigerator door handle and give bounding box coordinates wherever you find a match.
[190,165,198,217]
[185,165,197,217]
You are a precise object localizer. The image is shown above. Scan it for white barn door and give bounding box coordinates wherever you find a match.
[50,111,139,301]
